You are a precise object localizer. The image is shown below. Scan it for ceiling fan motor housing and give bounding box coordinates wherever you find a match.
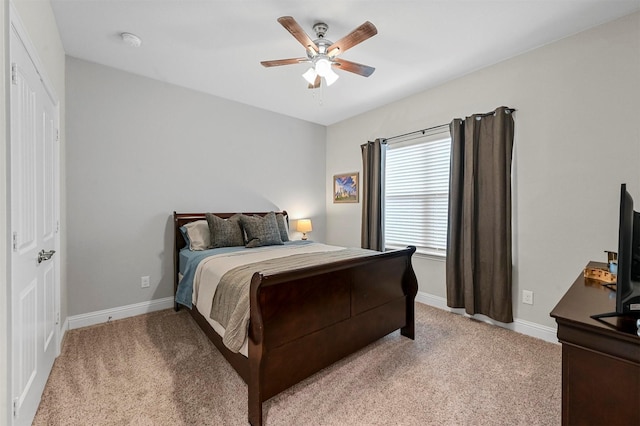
[310,23,332,56]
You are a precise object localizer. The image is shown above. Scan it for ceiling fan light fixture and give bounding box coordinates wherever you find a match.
[314,58,332,77]
[324,68,339,86]
[302,68,318,85]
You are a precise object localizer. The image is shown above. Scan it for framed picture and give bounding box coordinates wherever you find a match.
[333,172,359,203]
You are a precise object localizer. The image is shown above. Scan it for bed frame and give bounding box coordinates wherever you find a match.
[173,211,418,425]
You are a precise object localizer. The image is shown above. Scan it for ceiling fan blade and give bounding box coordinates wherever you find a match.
[277,16,319,54]
[327,21,377,57]
[261,58,309,67]
[308,75,321,89]
[333,59,375,77]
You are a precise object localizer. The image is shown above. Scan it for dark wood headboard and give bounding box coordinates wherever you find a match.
[172,211,288,309]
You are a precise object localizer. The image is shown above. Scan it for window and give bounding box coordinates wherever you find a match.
[384,128,451,257]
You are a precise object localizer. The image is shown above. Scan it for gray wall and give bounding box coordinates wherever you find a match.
[65,58,326,316]
[326,12,640,329]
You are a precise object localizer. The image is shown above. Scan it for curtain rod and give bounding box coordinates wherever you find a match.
[382,107,516,144]
[383,123,449,144]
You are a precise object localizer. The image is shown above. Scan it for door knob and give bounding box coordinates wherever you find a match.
[37,249,56,264]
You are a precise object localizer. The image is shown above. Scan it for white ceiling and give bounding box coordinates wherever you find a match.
[50,0,640,126]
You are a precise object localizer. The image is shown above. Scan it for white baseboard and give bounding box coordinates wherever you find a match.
[416,291,558,344]
[67,297,175,330]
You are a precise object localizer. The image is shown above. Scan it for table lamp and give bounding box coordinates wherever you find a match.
[296,219,313,240]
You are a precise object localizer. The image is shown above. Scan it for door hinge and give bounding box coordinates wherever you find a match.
[56,221,60,233]
[12,232,18,251]
[56,312,60,325]
[13,397,19,418]
[56,129,59,142]
[11,63,17,85]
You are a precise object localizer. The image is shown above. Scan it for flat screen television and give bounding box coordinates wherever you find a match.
[592,184,640,319]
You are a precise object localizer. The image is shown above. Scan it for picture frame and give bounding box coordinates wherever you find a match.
[333,172,359,203]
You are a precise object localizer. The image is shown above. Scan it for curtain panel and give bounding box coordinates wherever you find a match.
[361,139,385,251]
[446,106,515,323]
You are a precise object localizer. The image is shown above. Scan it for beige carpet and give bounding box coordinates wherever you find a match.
[34,303,561,425]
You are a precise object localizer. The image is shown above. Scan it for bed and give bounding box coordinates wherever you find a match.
[173,211,418,425]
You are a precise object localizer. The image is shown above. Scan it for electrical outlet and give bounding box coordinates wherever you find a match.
[141,276,150,288]
[523,290,534,305]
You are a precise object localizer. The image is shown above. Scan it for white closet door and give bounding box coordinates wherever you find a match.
[9,18,60,426]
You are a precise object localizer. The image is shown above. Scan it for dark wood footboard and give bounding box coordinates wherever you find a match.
[247,247,417,425]
[173,212,417,426]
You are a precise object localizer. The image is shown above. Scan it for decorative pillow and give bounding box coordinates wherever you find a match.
[275,213,290,242]
[182,220,211,251]
[240,212,284,248]
[179,226,191,247]
[205,213,245,248]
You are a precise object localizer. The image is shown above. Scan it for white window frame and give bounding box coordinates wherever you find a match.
[384,127,451,258]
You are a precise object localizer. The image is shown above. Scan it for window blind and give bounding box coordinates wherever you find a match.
[384,133,451,256]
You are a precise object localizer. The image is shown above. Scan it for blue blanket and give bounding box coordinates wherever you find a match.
[175,240,312,308]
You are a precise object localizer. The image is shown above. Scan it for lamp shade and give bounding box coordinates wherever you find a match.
[323,68,339,86]
[302,67,317,85]
[296,219,313,233]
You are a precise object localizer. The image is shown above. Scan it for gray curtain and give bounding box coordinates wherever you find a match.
[446,106,515,323]
[361,139,385,251]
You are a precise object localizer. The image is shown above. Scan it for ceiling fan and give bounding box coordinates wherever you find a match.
[261,16,377,89]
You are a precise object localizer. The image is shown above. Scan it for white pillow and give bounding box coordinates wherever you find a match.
[183,220,210,250]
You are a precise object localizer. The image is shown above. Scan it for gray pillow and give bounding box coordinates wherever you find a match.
[275,213,290,242]
[240,212,284,248]
[205,213,245,248]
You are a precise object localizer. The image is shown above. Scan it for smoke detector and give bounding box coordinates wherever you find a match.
[121,32,142,48]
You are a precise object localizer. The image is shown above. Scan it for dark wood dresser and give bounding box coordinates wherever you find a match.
[550,262,640,426]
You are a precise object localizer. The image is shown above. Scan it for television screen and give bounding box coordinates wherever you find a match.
[592,184,640,319]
